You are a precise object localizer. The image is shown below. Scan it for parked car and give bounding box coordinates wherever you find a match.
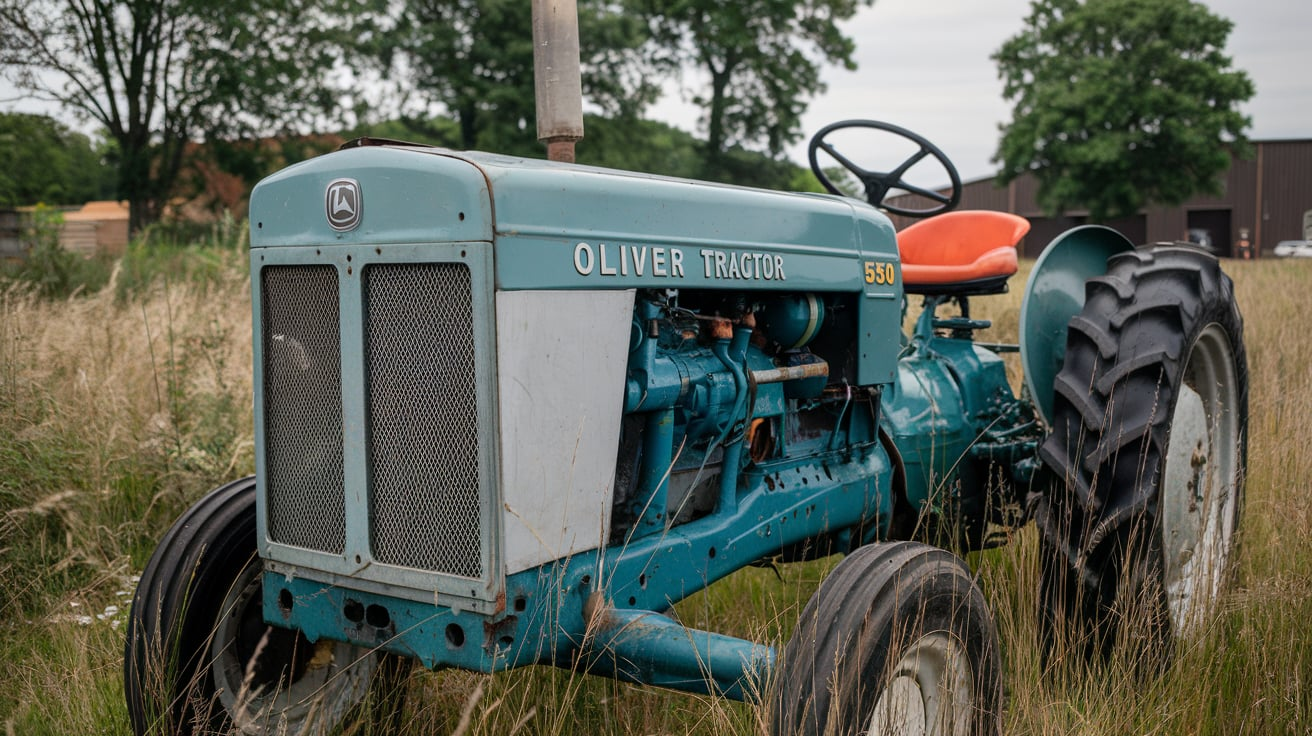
[1274,240,1312,257]
[1186,228,1221,254]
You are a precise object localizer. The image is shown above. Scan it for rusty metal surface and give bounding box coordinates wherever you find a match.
[545,140,577,163]
[750,360,831,385]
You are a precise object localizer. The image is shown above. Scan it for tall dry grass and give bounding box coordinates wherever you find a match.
[0,244,1308,735]
[969,257,1312,735]
[0,234,254,732]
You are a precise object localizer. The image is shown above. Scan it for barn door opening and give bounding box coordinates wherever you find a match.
[1187,209,1232,257]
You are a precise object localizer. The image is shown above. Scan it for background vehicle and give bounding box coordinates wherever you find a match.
[1185,227,1218,254]
[124,119,1247,736]
[1274,239,1312,257]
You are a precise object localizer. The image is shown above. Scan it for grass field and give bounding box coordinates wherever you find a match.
[0,232,1308,735]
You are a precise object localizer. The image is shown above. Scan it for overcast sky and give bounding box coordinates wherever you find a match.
[653,0,1312,183]
[3,0,1307,186]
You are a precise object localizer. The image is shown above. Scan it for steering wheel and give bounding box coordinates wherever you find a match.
[808,119,962,218]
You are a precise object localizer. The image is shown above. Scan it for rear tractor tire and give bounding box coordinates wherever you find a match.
[1037,245,1247,664]
[772,542,1001,736]
[124,477,408,735]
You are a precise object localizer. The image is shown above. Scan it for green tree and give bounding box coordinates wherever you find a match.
[347,112,818,190]
[639,0,870,181]
[384,0,656,155]
[993,0,1254,220]
[577,115,704,177]
[0,113,116,207]
[0,0,372,231]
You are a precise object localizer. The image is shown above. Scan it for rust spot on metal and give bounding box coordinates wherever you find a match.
[305,640,335,671]
[710,319,734,340]
[583,590,614,631]
[494,590,506,615]
[747,418,775,464]
[482,615,518,650]
[546,140,577,163]
[750,360,830,385]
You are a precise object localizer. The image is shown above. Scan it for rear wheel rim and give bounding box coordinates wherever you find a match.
[1160,322,1240,637]
[867,631,974,736]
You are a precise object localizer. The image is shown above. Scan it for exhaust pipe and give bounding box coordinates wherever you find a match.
[532,0,584,162]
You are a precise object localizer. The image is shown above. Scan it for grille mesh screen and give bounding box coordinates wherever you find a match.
[262,265,346,554]
[366,263,482,577]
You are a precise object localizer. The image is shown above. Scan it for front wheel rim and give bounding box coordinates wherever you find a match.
[211,563,376,734]
[867,631,974,736]
[1160,322,1240,637]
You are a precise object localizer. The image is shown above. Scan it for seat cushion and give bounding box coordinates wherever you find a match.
[897,211,1030,288]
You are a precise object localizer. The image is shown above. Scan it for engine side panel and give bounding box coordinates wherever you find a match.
[496,289,635,574]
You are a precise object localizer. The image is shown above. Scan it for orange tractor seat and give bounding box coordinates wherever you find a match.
[896,210,1031,295]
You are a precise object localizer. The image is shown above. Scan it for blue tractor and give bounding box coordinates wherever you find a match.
[124,120,1246,735]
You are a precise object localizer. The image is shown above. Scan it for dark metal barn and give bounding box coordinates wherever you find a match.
[888,139,1312,258]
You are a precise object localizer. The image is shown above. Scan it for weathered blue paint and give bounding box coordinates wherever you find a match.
[250,147,493,247]
[584,608,775,701]
[635,409,675,532]
[248,144,903,385]
[245,141,1073,705]
[1019,225,1135,424]
[251,241,506,613]
[881,295,1032,518]
[262,441,891,699]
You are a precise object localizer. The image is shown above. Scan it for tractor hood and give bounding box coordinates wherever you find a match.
[246,141,909,621]
[249,143,901,293]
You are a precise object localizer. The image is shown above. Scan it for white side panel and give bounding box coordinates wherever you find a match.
[496,289,635,574]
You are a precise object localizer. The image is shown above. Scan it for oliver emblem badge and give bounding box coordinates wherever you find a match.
[326,178,362,232]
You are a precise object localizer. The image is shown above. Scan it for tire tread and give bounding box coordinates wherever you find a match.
[1036,245,1248,659]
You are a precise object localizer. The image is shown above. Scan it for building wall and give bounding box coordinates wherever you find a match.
[889,139,1312,258]
[0,202,130,260]
[1257,141,1312,248]
[0,210,22,259]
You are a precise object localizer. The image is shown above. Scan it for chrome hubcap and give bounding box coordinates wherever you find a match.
[867,631,973,736]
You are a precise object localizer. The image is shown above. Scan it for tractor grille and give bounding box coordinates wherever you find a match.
[261,265,347,554]
[365,263,483,578]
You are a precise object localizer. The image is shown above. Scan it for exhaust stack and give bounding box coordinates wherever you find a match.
[532,0,584,162]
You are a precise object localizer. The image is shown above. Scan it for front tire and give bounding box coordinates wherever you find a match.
[124,477,405,735]
[771,542,1001,736]
[1037,245,1248,662]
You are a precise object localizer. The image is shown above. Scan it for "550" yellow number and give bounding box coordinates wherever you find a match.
[863,260,896,285]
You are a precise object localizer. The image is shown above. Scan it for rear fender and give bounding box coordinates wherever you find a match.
[1020,226,1135,425]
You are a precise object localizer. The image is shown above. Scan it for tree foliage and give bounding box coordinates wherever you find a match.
[347,113,819,191]
[382,0,657,155]
[0,0,371,231]
[377,0,855,182]
[1,0,840,224]
[0,113,116,207]
[580,115,821,191]
[993,0,1254,220]
[639,0,869,181]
